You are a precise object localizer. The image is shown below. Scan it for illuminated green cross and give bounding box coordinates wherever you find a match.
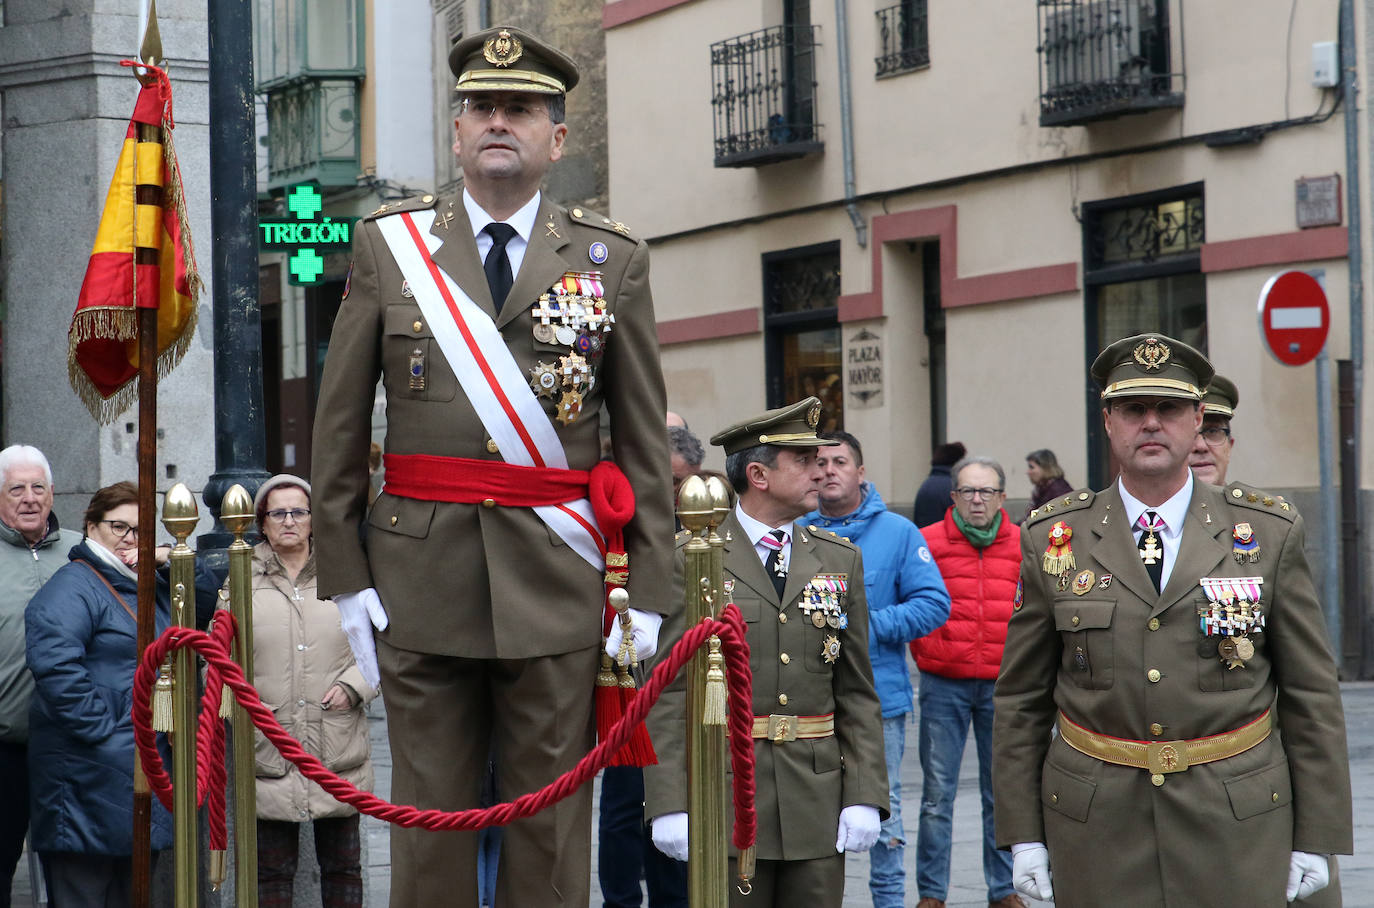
[290,249,325,283]
[287,184,323,220]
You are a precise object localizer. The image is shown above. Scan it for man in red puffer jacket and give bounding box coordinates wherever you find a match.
[911,456,1024,908]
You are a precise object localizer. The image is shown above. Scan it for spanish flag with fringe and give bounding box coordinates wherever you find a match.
[68,62,201,424]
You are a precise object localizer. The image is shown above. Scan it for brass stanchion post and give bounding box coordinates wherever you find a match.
[222,485,258,903]
[679,476,730,906]
[161,484,199,905]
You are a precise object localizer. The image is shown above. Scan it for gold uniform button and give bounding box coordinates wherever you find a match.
[1147,669,1161,683]
[780,653,790,665]
[421,194,434,203]
[1151,773,1165,787]
[486,439,499,453]
[1148,618,1161,631]
[389,516,398,526]
[572,208,584,218]
[1272,791,1279,802]
[1232,488,1244,499]
[1150,723,1164,736]
[778,694,788,706]
[778,613,787,624]
[1071,615,1080,626]
[1050,793,1058,804]
[482,498,496,509]
[1079,492,1089,500]
[413,320,423,332]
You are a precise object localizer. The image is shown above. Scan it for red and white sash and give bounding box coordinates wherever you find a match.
[374,209,607,571]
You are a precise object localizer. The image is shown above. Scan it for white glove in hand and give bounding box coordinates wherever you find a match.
[604,608,663,665]
[335,588,389,690]
[834,804,881,853]
[651,812,689,862]
[1011,842,1054,901]
[1287,851,1330,901]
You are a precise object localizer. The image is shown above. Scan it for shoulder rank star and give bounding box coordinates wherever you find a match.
[1042,521,1075,577]
[1232,522,1260,563]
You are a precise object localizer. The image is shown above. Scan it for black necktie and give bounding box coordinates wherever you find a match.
[482,222,517,311]
[762,530,788,599]
[1137,511,1164,593]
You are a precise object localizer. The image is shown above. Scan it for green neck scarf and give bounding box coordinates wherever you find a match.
[953,508,1002,548]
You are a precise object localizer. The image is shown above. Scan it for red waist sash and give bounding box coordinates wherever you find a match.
[382,452,590,507]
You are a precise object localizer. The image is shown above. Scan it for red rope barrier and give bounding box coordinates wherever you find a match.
[131,604,756,851]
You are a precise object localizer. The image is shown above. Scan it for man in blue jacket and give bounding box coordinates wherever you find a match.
[806,430,951,908]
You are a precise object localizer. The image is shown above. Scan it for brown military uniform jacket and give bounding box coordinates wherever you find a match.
[993,481,1352,908]
[311,192,673,658]
[643,512,888,861]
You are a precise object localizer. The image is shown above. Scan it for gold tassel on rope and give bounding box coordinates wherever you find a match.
[152,661,175,733]
[702,635,727,726]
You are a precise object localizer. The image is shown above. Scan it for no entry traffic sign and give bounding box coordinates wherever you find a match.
[1258,270,1330,367]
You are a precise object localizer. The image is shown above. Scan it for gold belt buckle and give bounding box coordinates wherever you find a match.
[767,714,797,743]
[1145,740,1191,774]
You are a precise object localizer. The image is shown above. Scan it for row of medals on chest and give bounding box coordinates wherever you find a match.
[1054,524,1265,671]
[403,272,612,427]
[731,572,849,665]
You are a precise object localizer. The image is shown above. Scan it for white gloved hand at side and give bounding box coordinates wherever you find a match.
[1011,842,1054,901]
[335,588,388,690]
[604,608,663,664]
[834,804,881,853]
[1287,851,1330,901]
[651,811,689,862]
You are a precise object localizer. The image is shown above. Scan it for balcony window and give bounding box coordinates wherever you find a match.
[875,1,929,78]
[255,0,365,189]
[764,242,843,431]
[710,24,824,168]
[1036,0,1183,127]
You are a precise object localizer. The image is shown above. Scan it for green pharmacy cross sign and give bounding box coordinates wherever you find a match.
[258,183,356,285]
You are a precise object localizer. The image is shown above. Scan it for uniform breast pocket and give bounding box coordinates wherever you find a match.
[1053,599,1116,690]
[382,305,456,402]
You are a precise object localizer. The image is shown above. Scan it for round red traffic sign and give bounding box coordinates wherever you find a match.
[1257,270,1330,367]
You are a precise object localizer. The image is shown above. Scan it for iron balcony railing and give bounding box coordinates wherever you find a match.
[875,0,929,78]
[264,77,362,189]
[1036,0,1183,126]
[710,24,823,168]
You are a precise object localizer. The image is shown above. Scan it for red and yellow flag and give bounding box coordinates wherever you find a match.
[68,63,201,423]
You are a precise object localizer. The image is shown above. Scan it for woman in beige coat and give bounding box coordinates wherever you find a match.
[250,475,377,907]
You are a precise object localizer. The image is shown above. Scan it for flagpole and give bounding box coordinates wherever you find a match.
[131,6,161,904]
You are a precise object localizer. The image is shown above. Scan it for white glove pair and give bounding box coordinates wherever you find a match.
[335,588,389,690]
[651,804,881,862]
[604,608,663,665]
[1012,842,1329,902]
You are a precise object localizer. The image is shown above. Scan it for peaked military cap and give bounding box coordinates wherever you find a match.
[710,397,840,456]
[449,25,580,95]
[1091,333,1214,401]
[1201,374,1239,417]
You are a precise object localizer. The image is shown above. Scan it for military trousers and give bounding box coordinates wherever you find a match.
[729,853,845,908]
[377,638,598,907]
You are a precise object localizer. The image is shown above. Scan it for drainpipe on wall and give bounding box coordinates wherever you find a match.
[1339,0,1365,673]
[834,0,867,248]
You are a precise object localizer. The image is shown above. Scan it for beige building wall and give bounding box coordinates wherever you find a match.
[608,0,1363,513]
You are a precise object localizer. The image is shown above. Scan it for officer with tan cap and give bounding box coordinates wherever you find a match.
[312,24,672,907]
[643,397,888,907]
[993,334,1351,906]
[1187,374,1239,485]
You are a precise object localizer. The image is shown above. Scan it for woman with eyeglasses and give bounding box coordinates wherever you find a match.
[248,474,376,908]
[24,481,218,906]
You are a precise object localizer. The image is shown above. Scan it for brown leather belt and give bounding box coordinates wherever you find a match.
[1058,709,1271,778]
[751,713,835,743]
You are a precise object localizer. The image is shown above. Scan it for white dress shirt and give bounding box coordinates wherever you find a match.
[463,188,541,282]
[735,503,793,570]
[1118,471,1193,590]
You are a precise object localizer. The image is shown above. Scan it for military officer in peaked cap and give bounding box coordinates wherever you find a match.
[643,398,889,907]
[992,334,1351,906]
[1187,373,1239,486]
[311,24,672,907]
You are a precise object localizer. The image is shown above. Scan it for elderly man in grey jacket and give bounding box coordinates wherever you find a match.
[0,445,79,907]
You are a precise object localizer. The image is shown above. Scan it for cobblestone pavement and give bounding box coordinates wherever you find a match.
[12,682,1374,906]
